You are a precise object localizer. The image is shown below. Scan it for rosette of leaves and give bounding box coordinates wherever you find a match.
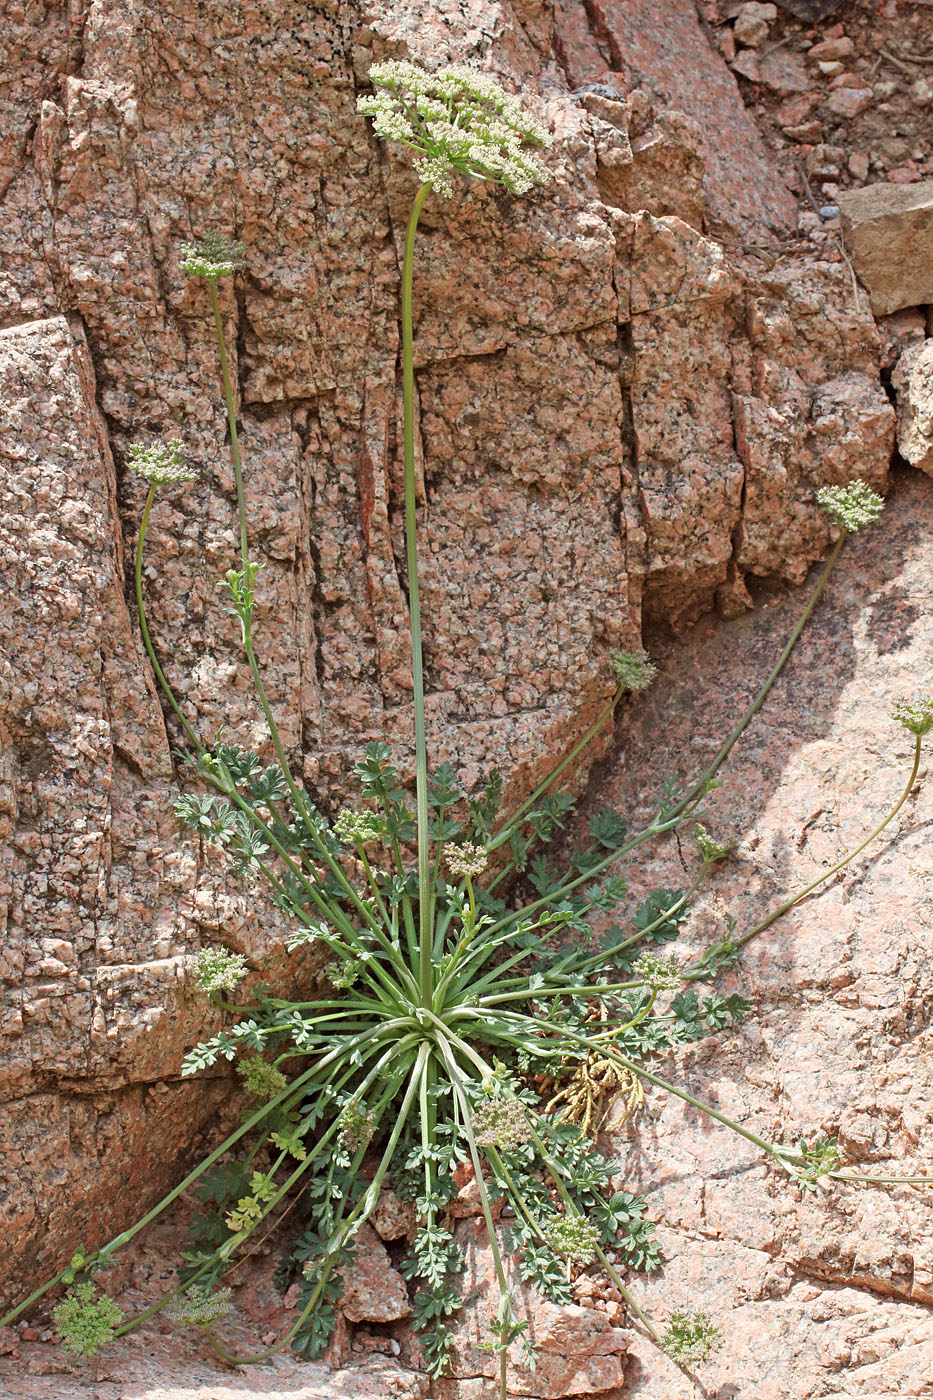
[5,59,930,1400]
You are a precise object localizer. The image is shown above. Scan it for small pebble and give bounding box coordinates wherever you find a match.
[819,205,839,220]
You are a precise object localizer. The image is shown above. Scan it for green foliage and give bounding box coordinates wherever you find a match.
[52,1283,124,1358]
[662,1310,723,1367]
[787,1136,844,1188]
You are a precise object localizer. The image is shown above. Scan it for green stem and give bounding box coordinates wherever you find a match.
[668,532,846,822]
[730,735,921,953]
[135,484,206,754]
[206,283,382,943]
[830,1171,933,1186]
[0,1043,360,1332]
[521,1118,665,1346]
[208,279,248,568]
[205,1045,429,1365]
[435,1033,512,1400]
[488,682,624,858]
[594,1245,664,1346]
[401,182,433,1003]
[519,1015,791,1167]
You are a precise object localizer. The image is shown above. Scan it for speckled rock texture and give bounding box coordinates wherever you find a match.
[435,1218,631,1397]
[584,467,933,1397]
[837,179,933,317]
[1,0,897,1345]
[892,339,933,477]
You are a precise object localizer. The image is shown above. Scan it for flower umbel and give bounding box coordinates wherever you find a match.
[542,1214,600,1264]
[164,1284,234,1327]
[194,946,249,994]
[237,1055,287,1100]
[633,950,683,992]
[358,60,551,196]
[692,824,734,864]
[471,1094,531,1151]
[892,699,933,738]
[180,232,246,279]
[126,439,195,486]
[52,1282,124,1358]
[662,1310,722,1367]
[333,809,385,846]
[816,480,885,533]
[446,842,489,880]
[338,1100,378,1150]
[608,648,657,693]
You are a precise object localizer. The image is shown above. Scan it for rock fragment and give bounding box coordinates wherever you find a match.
[733,3,777,48]
[892,340,933,476]
[338,1226,410,1324]
[837,178,933,314]
[827,85,873,119]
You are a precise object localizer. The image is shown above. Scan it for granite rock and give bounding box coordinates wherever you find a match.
[0,0,896,1333]
[892,339,933,477]
[589,468,933,1397]
[838,179,933,315]
[338,1226,411,1323]
[438,1220,630,1398]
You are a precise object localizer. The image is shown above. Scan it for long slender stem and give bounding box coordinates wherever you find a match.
[401,182,433,1002]
[135,484,206,754]
[487,682,624,858]
[204,1045,429,1365]
[205,292,394,943]
[668,532,846,822]
[731,736,921,952]
[208,279,248,568]
[436,1033,512,1400]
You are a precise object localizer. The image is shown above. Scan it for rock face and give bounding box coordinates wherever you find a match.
[1,0,895,1323]
[838,179,933,316]
[590,468,933,1397]
[892,340,933,476]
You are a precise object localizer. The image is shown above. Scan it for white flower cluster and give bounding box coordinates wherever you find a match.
[194,945,249,993]
[126,438,196,486]
[333,809,385,846]
[542,1213,600,1264]
[893,698,933,738]
[692,824,733,864]
[816,479,885,533]
[446,841,488,880]
[633,950,682,992]
[180,232,245,279]
[472,1094,531,1150]
[358,60,551,197]
[607,648,657,693]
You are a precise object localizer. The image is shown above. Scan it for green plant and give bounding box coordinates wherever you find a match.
[4,59,930,1397]
[52,1282,124,1358]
